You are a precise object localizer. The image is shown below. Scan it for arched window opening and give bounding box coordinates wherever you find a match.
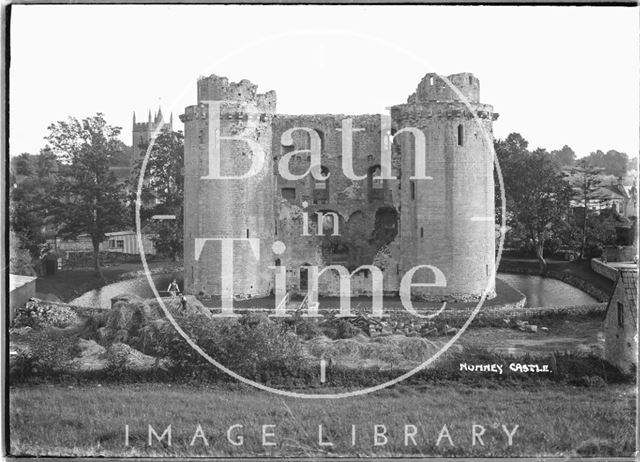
[299,265,309,291]
[313,166,329,204]
[281,187,296,201]
[457,124,464,146]
[311,210,341,236]
[420,227,424,238]
[275,258,281,267]
[368,165,386,202]
[372,207,399,245]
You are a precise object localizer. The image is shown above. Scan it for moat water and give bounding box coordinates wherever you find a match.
[69,273,598,309]
[69,274,183,308]
[497,273,598,307]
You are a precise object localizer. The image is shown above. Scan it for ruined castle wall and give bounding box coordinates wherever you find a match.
[182,75,276,298]
[181,72,496,302]
[271,114,400,296]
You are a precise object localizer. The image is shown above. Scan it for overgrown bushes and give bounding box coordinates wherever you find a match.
[10,331,80,381]
[149,313,306,382]
[12,300,79,329]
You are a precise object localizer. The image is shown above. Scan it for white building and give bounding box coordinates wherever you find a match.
[51,231,156,256]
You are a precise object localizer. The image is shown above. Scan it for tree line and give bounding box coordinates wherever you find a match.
[9,113,183,279]
[9,114,637,279]
[496,133,636,274]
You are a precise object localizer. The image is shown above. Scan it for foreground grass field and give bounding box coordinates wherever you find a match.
[9,382,635,457]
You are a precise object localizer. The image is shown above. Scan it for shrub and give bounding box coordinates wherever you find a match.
[573,375,607,388]
[12,300,79,330]
[10,331,79,382]
[155,313,306,381]
[334,319,365,339]
[316,318,366,340]
[286,314,324,340]
[104,345,130,377]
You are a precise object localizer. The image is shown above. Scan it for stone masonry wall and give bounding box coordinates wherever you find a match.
[182,72,497,302]
[392,73,497,301]
[182,75,276,298]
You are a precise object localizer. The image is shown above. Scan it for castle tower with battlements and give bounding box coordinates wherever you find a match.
[181,72,497,302]
[181,76,277,298]
[392,73,497,300]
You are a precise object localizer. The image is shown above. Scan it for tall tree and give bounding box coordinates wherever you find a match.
[46,113,127,278]
[551,145,576,167]
[569,159,605,259]
[505,149,574,274]
[9,148,60,258]
[494,132,529,166]
[128,129,184,261]
[585,149,628,177]
[13,153,34,176]
[494,133,530,228]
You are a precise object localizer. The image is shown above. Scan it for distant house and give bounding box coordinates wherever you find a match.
[604,269,638,373]
[101,230,155,255]
[51,231,156,257]
[592,179,637,218]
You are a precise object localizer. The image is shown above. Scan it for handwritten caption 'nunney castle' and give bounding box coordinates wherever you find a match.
[460,363,552,374]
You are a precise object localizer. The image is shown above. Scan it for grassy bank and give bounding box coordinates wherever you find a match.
[9,382,635,458]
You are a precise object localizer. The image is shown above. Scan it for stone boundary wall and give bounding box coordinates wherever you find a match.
[498,261,610,302]
[215,300,606,323]
[425,302,606,323]
[591,258,619,282]
[602,245,638,263]
[64,251,157,268]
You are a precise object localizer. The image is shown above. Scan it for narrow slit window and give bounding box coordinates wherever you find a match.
[617,302,624,327]
[410,181,416,200]
[246,229,249,238]
[420,227,424,238]
[457,124,464,146]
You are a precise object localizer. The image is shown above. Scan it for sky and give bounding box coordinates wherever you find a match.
[9,5,639,159]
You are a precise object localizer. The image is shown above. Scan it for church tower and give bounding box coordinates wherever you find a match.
[132,106,173,166]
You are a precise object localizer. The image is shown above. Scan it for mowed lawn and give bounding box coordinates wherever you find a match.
[9,383,636,458]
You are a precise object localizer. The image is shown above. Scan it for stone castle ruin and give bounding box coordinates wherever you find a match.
[180,72,498,302]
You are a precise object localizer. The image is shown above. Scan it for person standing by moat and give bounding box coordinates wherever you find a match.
[167,279,180,296]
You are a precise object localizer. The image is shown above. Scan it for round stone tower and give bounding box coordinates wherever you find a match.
[391,72,498,301]
[181,75,277,298]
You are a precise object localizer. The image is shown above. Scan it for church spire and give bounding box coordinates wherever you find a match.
[156,106,163,123]
[148,110,152,123]
[133,111,136,124]
[169,112,173,128]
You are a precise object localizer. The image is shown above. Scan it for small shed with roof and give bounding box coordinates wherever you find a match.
[604,268,638,373]
[9,274,37,322]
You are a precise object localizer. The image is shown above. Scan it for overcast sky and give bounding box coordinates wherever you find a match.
[9,5,639,158]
